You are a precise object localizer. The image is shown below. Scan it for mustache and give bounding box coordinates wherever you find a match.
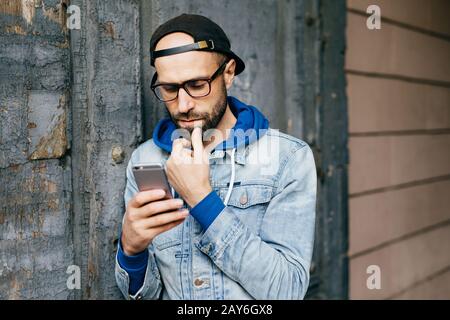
[173,112,208,121]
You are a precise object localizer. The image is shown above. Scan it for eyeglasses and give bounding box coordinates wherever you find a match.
[151,60,228,102]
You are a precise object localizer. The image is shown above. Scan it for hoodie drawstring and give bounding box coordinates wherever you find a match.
[224,148,236,206]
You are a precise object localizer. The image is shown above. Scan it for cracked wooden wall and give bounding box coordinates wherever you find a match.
[0,0,73,299]
[0,0,140,299]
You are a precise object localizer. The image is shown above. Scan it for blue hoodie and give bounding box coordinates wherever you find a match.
[153,96,269,153]
[118,96,269,296]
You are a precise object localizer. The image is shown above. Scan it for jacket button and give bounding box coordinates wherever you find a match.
[130,293,142,300]
[239,193,248,205]
[194,278,204,287]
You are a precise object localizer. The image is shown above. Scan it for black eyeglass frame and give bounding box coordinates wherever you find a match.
[150,60,228,102]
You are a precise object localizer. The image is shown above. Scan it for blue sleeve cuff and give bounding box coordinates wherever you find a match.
[189,190,225,230]
[117,238,148,295]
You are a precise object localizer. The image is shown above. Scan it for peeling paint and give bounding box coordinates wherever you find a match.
[21,0,35,24]
[9,276,22,300]
[0,0,69,29]
[35,162,47,173]
[9,164,20,171]
[29,113,67,160]
[41,0,68,31]
[32,230,43,238]
[27,91,68,160]
[47,198,59,210]
[4,24,27,35]
[46,180,57,193]
[0,0,35,25]
[55,39,69,48]
[111,146,125,164]
[0,1,20,16]
[102,21,116,39]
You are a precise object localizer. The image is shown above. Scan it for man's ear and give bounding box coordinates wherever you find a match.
[224,59,236,90]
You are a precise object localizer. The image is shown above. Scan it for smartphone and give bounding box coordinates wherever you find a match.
[132,163,173,199]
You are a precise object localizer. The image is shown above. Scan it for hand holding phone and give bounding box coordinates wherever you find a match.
[121,163,188,256]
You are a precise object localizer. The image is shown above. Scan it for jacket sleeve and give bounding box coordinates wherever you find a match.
[115,154,163,300]
[195,143,317,299]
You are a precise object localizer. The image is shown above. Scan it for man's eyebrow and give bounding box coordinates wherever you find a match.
[156,75,210,85]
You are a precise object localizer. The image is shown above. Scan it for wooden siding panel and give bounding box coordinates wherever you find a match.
[346,13,450,83]
[350,224,450,299]
[347,0,450,36]
[347,74,450,133]
[349,180,450,255]
[349,134,450,194]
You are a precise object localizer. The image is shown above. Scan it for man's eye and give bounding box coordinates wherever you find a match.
[161,85,178,93]
[187,81,207,89]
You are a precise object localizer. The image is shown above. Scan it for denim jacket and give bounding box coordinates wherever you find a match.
[115,128,317,300]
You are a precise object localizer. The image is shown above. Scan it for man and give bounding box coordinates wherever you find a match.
[115,14,317,300]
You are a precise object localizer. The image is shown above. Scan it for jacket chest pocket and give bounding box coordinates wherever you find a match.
[219,184,274,234]
[152,222,182,251]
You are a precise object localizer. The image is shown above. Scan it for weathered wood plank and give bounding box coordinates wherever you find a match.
[313,0,349,299]
[70,0,141,299]
[0,0,72,299]
[0,160,73,299]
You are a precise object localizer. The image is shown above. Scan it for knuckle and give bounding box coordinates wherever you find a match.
[147,202,159,214]
[127,209,138,222]
[134,193,144,206]
[126,201,134,212]
[125,211,134,222]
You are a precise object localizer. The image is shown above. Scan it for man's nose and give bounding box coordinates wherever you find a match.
[177,88,195,114]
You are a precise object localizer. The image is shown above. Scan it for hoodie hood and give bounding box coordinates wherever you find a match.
[152,96,269,153]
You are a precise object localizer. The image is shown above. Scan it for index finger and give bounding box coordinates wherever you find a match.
[129,189,166,208]
[191,127,204,161]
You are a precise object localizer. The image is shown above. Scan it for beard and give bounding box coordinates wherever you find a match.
[169,80,228,134]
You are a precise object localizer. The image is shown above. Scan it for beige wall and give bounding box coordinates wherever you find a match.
[346,0,450,299]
